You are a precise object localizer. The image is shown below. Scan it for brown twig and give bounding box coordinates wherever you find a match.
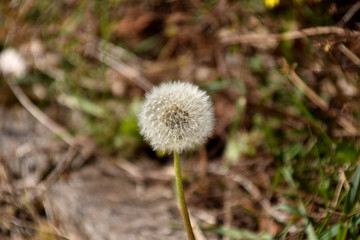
[220,26,360,45]
[4,78,91,201]
[332,129,360,137]
[209,167,289,223]
[10,217,70,240]
[331,168,346,208]
[223,177,234,240]
[188,212,208,240]
[41,148,79,189]
[338,43,360,67]
[11,147,82,201]
[288,69,329,111]
[335,115,359,136]
[337,1,360,27]
[115,159,174,182]
[283,61,360,136]
[339,168,350,190]
[6,79,75,146]
[85,39,153,91]
[199,147,208,178]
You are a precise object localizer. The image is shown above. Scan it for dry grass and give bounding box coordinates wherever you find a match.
[0,0,360,239]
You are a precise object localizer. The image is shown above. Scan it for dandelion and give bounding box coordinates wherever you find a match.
[138,81,214,153]
[138,81,215,240]
[0,48,27,78]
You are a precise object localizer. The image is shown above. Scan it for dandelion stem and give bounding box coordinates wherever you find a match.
[174,151,196,240]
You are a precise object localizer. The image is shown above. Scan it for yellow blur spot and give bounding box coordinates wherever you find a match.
[324,43,331,52]
[264,0,280,9]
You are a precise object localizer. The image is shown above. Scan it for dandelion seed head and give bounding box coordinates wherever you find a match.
[0,48,27,78]
[138,81,215,153]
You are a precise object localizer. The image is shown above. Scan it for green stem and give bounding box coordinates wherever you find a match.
[174,151,196,240]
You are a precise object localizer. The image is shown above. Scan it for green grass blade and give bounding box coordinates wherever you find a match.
[335,223,348,240]
[213,227,273,240]
[306,223,319,240]
[60,94,107,118]
[319,223,340,240]
[344,165,360,214]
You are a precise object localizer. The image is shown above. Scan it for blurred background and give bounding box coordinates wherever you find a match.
[0,0,360,239]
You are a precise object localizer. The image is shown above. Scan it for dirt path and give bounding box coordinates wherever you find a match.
[48,162,187,240]
[0,107,188,240]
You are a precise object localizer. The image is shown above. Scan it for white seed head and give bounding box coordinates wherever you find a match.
[0,48,27,78]
[138,81,215,153]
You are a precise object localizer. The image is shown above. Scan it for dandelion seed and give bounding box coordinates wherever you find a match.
[138,81,215,153]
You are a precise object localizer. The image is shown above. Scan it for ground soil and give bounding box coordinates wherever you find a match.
[0,106,215,240]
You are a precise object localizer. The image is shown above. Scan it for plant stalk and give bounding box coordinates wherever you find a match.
[174,151,196,240]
